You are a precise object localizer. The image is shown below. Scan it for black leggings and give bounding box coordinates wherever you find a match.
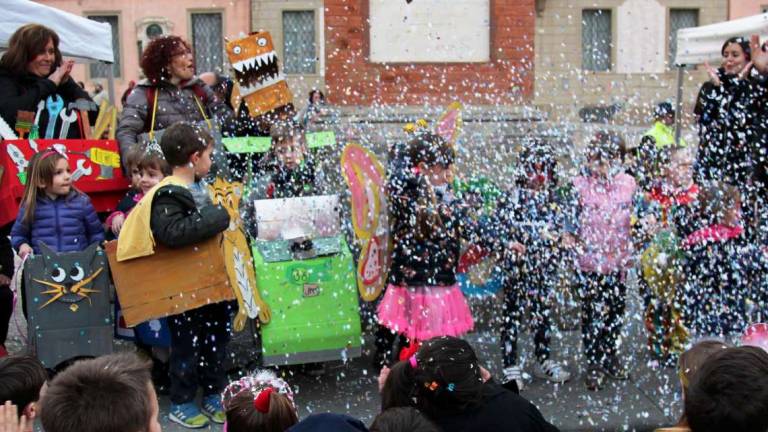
[0,223,15,347]
[500,270,552,367]
[578,271,627,367]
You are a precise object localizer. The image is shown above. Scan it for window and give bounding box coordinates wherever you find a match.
[669,9,698,67]
[88,15,120,78]
[582,9,612,71]
[191,12,224,73]
[283,11,317,74]
[762,5,768,13]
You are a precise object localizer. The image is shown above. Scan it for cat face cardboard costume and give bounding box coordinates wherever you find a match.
[226,32,293,117]
[23,242,112,367]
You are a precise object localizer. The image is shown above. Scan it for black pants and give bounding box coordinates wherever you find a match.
[578,271,626,367]
[374,324,407,368]
[500,270,552,367]
[0,223,15,347]
[167,302,232,404]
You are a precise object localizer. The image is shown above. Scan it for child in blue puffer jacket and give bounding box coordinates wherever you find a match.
[10,149,104,316]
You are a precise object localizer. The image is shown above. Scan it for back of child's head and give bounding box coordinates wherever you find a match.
[678,339,731,393]
[137,148,171,176]
[21,149,70,225]
[222,370,298,432]
[698,183,740,225]
[685,346,768,432]
[407,131,454,169]
[160,121,214,167]
[587,130,625,163]
[40,353,155,432]
[369,407,440,432]
[0,355,47,417]
[382,336,483,419]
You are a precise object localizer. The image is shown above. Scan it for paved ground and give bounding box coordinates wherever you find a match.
[7,270,681,432]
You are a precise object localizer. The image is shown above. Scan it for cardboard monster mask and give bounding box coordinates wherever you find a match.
[226,32,293,117]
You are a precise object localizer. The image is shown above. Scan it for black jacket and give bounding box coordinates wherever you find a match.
[150,184,230,249]
[694,69,758,184]
[387,171,472,287]
[431,383,559,432]
[0,68,91,139]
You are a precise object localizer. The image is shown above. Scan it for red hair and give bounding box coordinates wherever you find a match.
[140,36,191,84]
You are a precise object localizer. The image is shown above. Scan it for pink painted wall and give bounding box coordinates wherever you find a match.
[37,0,251,107]
[730,0,768,18]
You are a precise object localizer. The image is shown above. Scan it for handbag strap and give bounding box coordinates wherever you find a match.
[192,93,213,130]
[148,87,159,141]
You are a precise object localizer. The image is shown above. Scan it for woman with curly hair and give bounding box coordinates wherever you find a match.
[116,35,233,158]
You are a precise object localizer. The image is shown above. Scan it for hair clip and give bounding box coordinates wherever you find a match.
[409,355,418,369]
[254,387,274,413]
[425,381,439,391]
[447,383,455,392]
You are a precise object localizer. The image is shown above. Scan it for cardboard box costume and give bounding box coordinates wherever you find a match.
[23,242,113,368]
[106,176,234,327]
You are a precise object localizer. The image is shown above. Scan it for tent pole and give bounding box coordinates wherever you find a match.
[674,66,684,146]
[107,63,116,107]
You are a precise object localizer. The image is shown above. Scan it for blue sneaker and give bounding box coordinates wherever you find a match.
[201,394,226,424]
[169,402,209,429]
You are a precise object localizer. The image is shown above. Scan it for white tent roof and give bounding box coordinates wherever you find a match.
[675,13,768,66]
[0,0,114,63]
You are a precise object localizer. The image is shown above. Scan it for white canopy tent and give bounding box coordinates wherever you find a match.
[0,0,116,102]
[671,13,768,144]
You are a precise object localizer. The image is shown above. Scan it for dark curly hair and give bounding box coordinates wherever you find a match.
[140,36,191,84]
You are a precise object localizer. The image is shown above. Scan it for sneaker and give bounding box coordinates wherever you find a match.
[585,366,605,391]
[602,357,629,380]
[533,359,571,383]
[169,403,209,429]
[502,365,526,392]
[201,395,226,424]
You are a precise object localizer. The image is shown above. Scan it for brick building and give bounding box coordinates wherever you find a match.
[253,0,537,108]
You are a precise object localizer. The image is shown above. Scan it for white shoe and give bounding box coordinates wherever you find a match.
[502,365,526,391]
[533,359,571,383]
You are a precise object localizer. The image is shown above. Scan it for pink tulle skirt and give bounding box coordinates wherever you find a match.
[377,283,474,340]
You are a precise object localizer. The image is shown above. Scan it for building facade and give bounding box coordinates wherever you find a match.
[252,0,537,108]
[39,0,251,105]
[730,0,768,18]
[534,0,728,124]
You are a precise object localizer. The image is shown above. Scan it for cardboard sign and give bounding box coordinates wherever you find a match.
[105,235,235,327]
[0,139,129,225]
[222,131,336,154]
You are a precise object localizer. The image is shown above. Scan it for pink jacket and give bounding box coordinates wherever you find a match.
[572,172,637,274]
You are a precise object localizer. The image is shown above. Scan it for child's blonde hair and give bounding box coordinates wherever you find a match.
[20,150,70,226]
[221,370,298,432]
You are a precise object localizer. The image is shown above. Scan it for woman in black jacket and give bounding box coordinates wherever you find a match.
[694,37,756,186]
[0,24,92,139]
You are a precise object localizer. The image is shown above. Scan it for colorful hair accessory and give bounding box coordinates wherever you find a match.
[254,387,274,413]
[221,370,296,413]
[447,383,455,392]
[41,149,60,159]
[409,355,418,369]
[425,381,439,391]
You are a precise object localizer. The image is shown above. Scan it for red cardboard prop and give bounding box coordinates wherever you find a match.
[1,139,129,226]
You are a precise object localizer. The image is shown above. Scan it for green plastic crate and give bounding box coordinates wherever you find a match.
[252,236,362,365]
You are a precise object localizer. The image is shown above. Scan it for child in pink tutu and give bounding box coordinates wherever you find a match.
[374,132,475,368]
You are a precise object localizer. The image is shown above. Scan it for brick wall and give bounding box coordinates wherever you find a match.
[324,0,536,106]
